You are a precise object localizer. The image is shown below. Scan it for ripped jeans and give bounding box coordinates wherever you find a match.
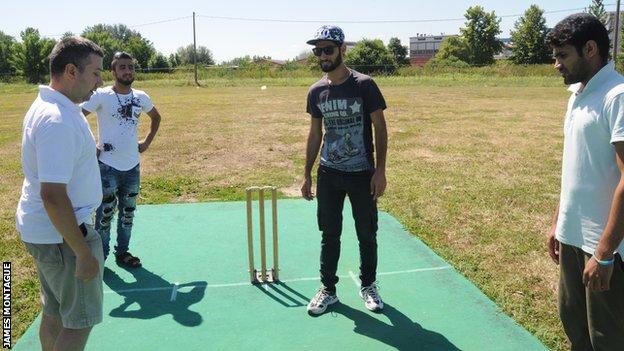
[94,161,140,259]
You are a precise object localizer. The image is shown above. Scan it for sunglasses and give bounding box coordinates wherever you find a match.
[312,46,338,57]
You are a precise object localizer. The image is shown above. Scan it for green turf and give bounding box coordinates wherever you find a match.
[14,199,547,350]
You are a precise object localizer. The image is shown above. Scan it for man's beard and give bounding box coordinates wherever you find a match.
[116,76,134,87]
[320,52,343,73]
[562,57,591,85]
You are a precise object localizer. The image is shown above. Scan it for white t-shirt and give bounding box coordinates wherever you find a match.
[556,62,624,257]
[16,86,103,244]
[81,86,154,171]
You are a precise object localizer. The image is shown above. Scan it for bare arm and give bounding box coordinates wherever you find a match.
[370,109,388,200]
[139,107,162,153]
[547,201,560,264]
[301,117,323,200]
[583,142,624,291]
[595,143,624,257]
[40,182,98,281]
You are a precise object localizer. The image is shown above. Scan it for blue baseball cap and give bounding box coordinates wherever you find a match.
[307,25,345,45]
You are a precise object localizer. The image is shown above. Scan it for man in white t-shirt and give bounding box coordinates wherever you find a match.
[546,13,624,349]
[16,36,104,351]
[82,51,161,268]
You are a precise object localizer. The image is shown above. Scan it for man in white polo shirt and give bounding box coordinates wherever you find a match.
[82,51,161,268]
[546,13,624,349]
[16,36,104,351]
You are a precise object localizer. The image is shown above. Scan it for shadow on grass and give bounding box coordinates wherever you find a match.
[103,266,206,327]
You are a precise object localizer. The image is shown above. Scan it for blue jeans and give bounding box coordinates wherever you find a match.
[95,162,140,259]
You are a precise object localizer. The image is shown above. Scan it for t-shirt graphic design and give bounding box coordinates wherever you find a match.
[80,87,154,171]
[318,97,368,171]
[115,96,142,130]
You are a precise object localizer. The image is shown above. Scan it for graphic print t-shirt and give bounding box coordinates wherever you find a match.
[306,70,386,173]
[81,87,154,171]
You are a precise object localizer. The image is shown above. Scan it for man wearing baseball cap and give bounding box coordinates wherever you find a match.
[301,25,388,315]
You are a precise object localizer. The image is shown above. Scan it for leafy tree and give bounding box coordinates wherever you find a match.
[168,53,180,68]
[252,55,272,61]
[344,39,397,74]
[12,28,55,83]
[82,29,122,70]
[432,36,469,63]
[221,55,253,67]
[425,55,470,69]
[460,6,502,65]
[175,44,215,65]
[148,52,171,72]
[126,35,155,70]
[510,5,551,64]
[387,37,409,65]
[0,31,16,77]
[587,0,610,32]
[82,24,156,69]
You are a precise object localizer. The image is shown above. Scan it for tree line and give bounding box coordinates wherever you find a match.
[430,1,615,68]
[0,1,617,82]
[0,24,215,83]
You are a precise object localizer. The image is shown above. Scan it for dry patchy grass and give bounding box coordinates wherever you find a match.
[1,78,569,349]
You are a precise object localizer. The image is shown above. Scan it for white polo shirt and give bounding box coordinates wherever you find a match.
[81,86,154,171]
[556,62,624,257]
[16,86,102,244]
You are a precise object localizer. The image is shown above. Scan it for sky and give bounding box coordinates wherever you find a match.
[0,0,619,63]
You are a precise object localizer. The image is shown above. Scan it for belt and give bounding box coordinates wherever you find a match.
[79,223,88,237]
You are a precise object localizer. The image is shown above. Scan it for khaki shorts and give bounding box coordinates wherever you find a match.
[24,224,104,329]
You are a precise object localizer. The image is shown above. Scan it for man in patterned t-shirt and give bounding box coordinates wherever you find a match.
[82,52,162,268]
[301,25,388,315]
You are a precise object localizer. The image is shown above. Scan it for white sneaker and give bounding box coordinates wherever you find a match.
[307,286,338,315]
[360,284,384,311]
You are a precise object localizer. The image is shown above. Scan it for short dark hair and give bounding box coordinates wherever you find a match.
[545,13,610,64]
[49,36,103,77]
[111,51,134,70]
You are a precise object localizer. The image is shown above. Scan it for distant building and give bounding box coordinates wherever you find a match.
[494,38,514,60]
[253,58,286,67]
[409,34,454,67]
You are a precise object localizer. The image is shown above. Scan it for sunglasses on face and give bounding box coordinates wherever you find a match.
[312,45,338,57]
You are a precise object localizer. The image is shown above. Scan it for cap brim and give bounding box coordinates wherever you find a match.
[306,39,342,45]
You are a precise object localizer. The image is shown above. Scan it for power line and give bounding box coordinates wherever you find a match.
[129,15,193,28]
[38,3,619,38]
[43,15,192,37]
[196,4,618,24]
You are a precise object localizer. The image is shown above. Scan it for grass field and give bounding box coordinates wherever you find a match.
[1,74,569,350]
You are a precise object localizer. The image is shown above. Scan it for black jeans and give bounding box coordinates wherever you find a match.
[316,167,378,292]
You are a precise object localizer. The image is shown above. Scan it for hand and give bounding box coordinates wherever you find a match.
[583,256,614,292]
[75,253,99,282]
[138,140,150,153]
[546,229,560,265]
[301,176,314,200]
[370,170,386,200]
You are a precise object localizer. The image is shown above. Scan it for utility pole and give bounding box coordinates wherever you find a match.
[615,0,621,67]
[193,11,199,86]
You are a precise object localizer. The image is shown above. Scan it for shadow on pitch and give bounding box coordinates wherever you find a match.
[254,281,310,307]
[328,302,461,351]
[104,266,206,327]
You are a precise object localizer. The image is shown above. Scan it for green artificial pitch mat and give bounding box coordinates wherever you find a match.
[14,199,547,350]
